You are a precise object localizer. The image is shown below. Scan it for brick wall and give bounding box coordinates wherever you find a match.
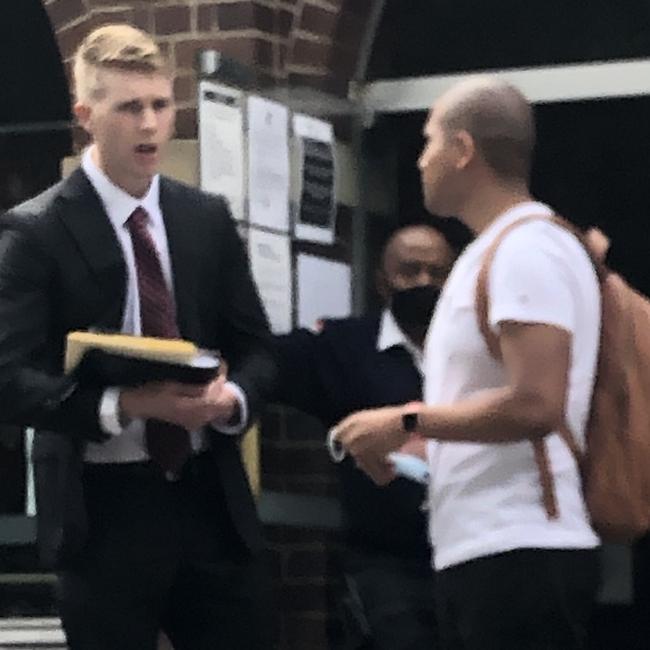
[262,406,346,648]
[266,525,346,648]
[44,0,375,137]
[43,1,377,648]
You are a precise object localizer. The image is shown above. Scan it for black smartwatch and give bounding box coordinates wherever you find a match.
[402,410,419,433]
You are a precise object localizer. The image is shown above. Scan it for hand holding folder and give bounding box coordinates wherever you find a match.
[65,331,221,388]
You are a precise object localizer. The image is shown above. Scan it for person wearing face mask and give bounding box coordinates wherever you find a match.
[271,222,466,650]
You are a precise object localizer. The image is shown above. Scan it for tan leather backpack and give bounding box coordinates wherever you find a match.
[476,215,650,542]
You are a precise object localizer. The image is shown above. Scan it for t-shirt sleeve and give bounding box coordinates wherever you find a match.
[488,224,577,334]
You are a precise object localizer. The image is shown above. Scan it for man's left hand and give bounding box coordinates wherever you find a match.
[204,376,240,427]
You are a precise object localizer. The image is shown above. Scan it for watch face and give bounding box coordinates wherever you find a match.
[403,412,418,433]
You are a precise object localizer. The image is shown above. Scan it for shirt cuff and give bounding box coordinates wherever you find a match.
[212,381,248,435]
[99,388,125,436]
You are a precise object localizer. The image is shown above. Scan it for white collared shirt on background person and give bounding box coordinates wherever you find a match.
[423,201,601,571]
[377,308,423,373]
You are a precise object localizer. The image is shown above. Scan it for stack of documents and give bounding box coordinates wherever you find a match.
[65,331,220,386]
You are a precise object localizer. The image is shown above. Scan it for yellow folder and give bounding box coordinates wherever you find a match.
[64,331,220,386]
[64,331,198,373]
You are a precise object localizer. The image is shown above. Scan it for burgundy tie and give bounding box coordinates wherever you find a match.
[127,206,191,474]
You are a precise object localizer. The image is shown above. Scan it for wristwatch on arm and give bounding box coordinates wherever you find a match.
[402,410,419,434]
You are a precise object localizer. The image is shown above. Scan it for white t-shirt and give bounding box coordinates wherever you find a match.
[423,202,601,571]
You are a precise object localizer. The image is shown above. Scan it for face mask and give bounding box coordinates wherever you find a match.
[390,284,441,330]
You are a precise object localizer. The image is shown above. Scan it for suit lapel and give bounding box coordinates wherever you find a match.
[58,168,126,331]
[159,179,200,341]
[57,171,201,340]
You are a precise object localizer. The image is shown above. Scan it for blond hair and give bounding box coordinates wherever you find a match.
[73,24,172,103]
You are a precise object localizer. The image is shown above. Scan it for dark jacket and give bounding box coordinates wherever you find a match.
[275,315,429,559]
[0,168,276,566]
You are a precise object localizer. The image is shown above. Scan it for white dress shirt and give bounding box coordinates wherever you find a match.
[376,308,423,372]
[81,147,247,464]
[377,309,423,374]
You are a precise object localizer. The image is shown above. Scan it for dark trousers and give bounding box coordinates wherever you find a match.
[633,533,650,649]
[57,452,272,650]
[344,549,438,650]
[435,548,599,650]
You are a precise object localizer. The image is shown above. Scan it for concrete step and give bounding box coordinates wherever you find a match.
[0,617,65,648]
[0,576,57,619]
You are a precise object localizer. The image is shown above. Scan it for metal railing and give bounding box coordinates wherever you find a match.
[0,121,72,136]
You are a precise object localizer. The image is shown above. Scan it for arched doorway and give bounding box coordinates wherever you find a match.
[0,0,72,617]
[0,0,72,210]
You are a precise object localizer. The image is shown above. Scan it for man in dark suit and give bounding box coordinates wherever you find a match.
[0,25,275,650]
[274,222,466,649]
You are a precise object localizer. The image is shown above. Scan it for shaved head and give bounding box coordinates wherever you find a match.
[437,76,535,182]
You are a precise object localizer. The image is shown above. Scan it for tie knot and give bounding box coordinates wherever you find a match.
[127,206,149,231]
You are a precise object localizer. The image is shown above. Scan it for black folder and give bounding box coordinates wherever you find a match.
[65,332,220,388]
[72,347,221,388]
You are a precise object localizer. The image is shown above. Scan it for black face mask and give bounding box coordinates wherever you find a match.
[390,284,441,330]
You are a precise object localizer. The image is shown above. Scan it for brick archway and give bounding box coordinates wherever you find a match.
[44,0,378,137]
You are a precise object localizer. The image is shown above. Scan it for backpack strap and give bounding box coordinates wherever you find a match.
[476,214,560,357]
[475,213,590,520]
[532,438,559,518]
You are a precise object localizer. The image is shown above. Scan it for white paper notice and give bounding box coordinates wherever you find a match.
[248,229,293,334]
[297,253,351,330]
[293,114,336,244]
[198,80,245,221]
[247,96,290,232]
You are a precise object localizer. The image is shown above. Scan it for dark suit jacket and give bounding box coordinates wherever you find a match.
[0,168,276,567]
[274,315,430,560]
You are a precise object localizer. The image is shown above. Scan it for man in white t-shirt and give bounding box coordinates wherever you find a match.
[333,76,601,649]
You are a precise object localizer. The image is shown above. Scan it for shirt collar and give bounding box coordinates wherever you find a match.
[477,200,553,245]
[377,309,423,369]
[81,145,161,230]
[458,201,552,264]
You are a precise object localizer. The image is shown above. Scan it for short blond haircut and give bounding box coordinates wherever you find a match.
[73,24,172,103]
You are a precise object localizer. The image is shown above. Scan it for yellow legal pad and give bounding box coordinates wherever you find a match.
[64,331,199,373]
